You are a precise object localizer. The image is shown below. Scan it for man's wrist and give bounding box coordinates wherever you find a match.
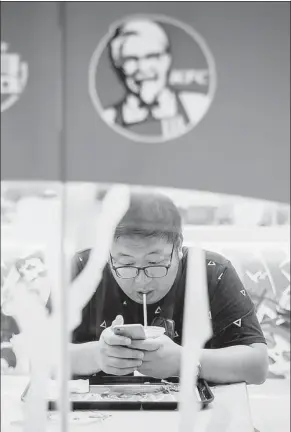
[174,346,201,379]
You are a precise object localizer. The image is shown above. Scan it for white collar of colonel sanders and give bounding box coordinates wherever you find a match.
[122,88,180,124]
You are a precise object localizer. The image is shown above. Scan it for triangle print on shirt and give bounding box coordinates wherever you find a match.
[233,319,242,328]
[100,320,107,329]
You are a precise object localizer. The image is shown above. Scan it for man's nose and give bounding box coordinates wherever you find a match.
[134,269,150,285]
[136,58,152,74]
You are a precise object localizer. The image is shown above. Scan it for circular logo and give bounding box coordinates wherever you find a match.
[1,41,28,113]
[89,14,217,144]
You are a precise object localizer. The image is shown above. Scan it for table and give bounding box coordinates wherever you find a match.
[248,379,290,432]
[1,375,255,432]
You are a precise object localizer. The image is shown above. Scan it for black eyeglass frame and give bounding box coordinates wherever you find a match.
[109,244,175,279]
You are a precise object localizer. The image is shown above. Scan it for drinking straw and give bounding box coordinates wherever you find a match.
[143,293,148,328]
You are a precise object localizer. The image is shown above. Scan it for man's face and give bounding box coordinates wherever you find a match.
[110,236,180,304]
[119,35,172,105]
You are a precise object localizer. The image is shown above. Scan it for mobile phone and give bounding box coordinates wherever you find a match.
[113,325,165,340]
[113,324,147,340]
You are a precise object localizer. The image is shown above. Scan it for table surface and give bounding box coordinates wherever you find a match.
[1,375,254,432]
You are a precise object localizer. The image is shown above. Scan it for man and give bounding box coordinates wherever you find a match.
[71,193,268,384]
[103,19,210,139]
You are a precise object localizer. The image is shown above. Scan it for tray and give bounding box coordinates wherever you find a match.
[21,375,214,411]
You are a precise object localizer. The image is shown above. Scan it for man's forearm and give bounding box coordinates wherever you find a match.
[69,342,101,376]
[198,344,268,385]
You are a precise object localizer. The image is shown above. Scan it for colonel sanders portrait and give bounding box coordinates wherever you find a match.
[100,18,213,141]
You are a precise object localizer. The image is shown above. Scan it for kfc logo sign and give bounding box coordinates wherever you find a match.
[1,41,28,113]
[89,15,217,143]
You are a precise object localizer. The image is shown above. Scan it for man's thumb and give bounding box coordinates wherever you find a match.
[111,315,124,327]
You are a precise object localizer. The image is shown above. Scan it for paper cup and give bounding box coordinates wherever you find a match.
[144,326,165,339]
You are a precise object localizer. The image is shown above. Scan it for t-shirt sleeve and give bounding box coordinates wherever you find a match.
[209,261,266,348]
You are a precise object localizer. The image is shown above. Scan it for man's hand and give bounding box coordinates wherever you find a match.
[98,316,145,376]
[131,335,182,379]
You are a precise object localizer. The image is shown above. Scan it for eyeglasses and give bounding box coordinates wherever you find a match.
[110,245,175,279]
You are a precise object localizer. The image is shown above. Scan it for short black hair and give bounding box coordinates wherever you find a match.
[114,192,183,247]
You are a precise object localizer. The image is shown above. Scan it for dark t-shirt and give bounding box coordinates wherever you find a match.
[72,248,266,349]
